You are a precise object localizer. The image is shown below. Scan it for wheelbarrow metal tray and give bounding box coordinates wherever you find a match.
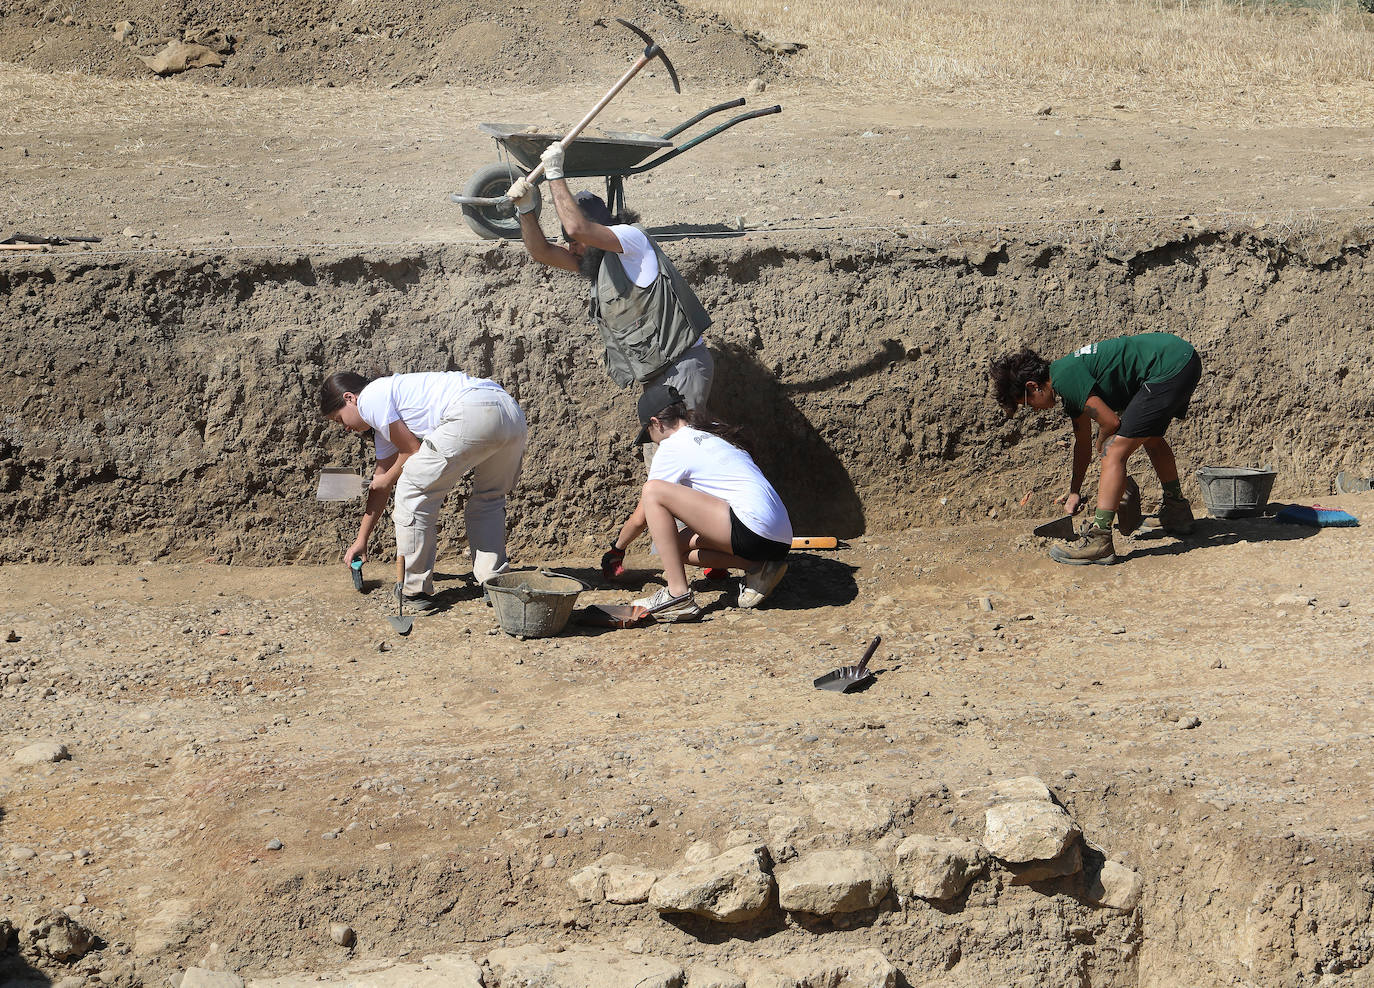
[477,123,672,173]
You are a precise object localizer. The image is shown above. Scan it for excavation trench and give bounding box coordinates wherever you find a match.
[2,229,1372,564]
[1,229,1372,988]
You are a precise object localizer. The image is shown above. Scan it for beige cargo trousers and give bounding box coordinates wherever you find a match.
[392,387,527,596]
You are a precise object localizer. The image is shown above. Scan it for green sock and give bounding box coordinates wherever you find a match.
[1094,508,1115,530]
[1163,479,1183,499]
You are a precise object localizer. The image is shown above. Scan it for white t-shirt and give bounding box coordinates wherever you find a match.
[609,225,705,348]
[610,224,659,288]
[649,426,792,546]
[356,372,502,460]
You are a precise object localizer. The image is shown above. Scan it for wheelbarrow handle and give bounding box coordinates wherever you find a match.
[661,98,746,140]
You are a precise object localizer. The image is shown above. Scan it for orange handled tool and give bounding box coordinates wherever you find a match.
[791,536,838,550]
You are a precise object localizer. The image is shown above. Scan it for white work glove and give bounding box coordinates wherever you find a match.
[506,177,536,215]
[540,143,565,181]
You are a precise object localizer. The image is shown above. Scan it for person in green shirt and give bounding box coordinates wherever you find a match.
[990,332,1203,564]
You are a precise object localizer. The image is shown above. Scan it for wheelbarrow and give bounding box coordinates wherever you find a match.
[451,98,782,240]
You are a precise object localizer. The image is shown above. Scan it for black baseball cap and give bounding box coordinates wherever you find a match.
[635,383,685,444]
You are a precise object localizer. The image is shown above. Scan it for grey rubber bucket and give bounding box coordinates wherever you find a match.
[1195,465,1277,519]
[482,570,587,638]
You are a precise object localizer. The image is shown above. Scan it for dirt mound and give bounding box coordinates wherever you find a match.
[0,0,777,88]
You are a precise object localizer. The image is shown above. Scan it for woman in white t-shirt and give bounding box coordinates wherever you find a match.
[604,383,792,622]
[319,370,527,609]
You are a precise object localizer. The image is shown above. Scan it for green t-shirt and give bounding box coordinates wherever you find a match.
[1049,333,1195,418]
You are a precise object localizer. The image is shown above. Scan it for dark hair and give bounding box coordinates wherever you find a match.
[318,371,372,416]
[989,348,1050,416]
[654,401,756,458]
[562,195,642,281]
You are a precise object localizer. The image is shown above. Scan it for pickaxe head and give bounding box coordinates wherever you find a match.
[617,18,681,93]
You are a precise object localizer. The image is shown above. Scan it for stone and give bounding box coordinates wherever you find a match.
[801,782,896,835]
[13,741,69,765]
[183,970,246,988]
[983,800,1080,862]
[735,948,898,988]
[776,849,890,915]
[484,944,683,988]
[566,853,630,902]
[112,20,134,42]
[139,40,224,75]
[246,953,481,987]
[892,835,987,900]
[27,912,96,961]
[683,840,718,864]
[329,923,355,947]
[747,78,766,94]
[603,864,660,904]
[1107,158,1122,170]
[685,964,744,988]
[1086,859,1144,911]
[133,897,196,957]
[265,838,283,851]
[8,846,37,860]
[649,843,773,923]
[1004,841,1083,885]
[0,917,16,952]
[984,776,1052,805]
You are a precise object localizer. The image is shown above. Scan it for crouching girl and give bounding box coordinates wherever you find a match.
[319,370,527,609]
[604,384,792,622]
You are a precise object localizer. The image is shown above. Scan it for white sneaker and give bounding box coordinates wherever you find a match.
[633,586,702,623]
[738,560,788,609]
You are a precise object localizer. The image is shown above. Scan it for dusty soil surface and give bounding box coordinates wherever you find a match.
[2,512,1373,987]
[4,4,1374,985]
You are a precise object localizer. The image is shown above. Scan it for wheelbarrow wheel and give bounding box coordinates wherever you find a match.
[461,162,541,240]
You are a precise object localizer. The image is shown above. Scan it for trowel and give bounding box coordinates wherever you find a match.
[315,466,367,501]
[388,555,413,636]
[813,635,880,693]
[1032,515,1077,539]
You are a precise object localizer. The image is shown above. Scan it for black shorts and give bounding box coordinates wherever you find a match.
[729,508,790,563]
[1118,351,1203,439]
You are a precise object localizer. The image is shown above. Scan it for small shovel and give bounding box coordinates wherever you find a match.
[814,635,880,693]
[388,555,413,636]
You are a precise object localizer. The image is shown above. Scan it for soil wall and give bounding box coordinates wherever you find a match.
[1,229,1371,565]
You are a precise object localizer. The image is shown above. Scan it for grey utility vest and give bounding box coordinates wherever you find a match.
[590,226,712,387]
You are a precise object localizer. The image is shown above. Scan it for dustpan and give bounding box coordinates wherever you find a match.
[814,636,880,693]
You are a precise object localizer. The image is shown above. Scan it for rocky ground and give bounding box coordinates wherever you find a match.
[3,496,1374,985]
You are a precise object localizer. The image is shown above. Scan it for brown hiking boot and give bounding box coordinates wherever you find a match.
[1116,476,1142,535]
[1049,523,1117,566]
[1158,492,1195,535]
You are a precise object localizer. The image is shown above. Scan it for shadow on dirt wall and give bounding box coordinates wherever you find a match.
[708,340,867,540]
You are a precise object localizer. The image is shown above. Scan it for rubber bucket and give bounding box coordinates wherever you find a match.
[1195,466,1277,519]
[482,570,587,638]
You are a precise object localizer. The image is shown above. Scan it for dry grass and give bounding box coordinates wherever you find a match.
[689,0,1374,125]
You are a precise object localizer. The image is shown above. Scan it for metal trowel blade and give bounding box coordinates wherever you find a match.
[387,615,413,635]
[1032,515,1077,539]
[316,467,366,501]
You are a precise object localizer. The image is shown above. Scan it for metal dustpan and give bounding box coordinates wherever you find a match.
[1032,515,1077,539]
[316,466,366,501]
[814,636,880,693]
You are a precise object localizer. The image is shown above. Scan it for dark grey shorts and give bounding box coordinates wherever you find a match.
[1118,351,1203,438]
